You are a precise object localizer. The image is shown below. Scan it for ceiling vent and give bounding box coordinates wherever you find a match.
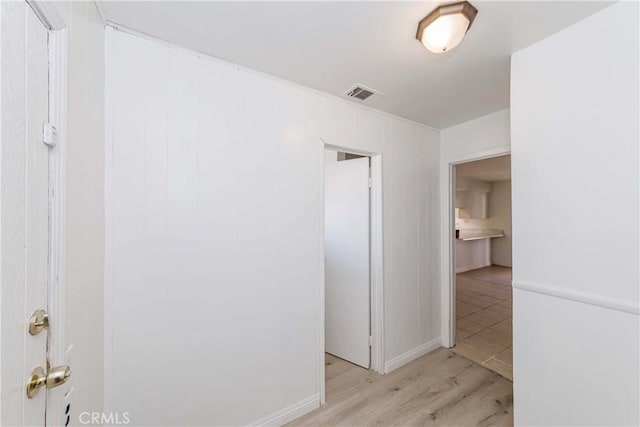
[343,84,384,103]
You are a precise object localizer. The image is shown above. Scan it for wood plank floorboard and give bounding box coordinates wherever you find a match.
[287,348,513,426]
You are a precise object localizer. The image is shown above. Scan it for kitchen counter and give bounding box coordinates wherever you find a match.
[457,229,504,241]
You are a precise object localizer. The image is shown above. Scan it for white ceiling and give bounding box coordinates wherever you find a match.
[100,1,612,129]
[456,154,511,181]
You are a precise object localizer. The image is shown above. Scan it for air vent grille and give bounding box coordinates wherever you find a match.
[343,84,384,102]
[347,87,375,101]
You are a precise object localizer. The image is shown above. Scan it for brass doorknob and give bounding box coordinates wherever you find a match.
[46,365,71,388]
[26,367,46,399]
[26,365,71,398]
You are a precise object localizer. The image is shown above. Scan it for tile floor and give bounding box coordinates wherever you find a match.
[452,265,513,380]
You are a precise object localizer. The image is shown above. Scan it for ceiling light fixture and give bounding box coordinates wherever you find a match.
[416,1,478,54]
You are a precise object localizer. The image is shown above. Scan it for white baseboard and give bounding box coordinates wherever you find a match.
[384,337,442,374]
[248,394,320,427]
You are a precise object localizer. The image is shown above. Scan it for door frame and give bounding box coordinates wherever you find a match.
[440,147,510,348]
[26,1,68,424]
[319,140,384,405]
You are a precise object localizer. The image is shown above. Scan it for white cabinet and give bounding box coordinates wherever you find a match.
[455,178,490,219]
[455,238,490,272]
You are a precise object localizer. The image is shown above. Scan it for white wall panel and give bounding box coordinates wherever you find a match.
[512,3,638,302]
[106,29,440,425]
[511,2,639,425]
[167,49,198,241]
[441,109,510,162]
[513,289,639,426]
[49,1,107,421]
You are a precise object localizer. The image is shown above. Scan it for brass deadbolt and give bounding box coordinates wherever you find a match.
[28,309,49,336]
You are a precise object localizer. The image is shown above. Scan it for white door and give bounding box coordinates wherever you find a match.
[0,2,66,425]
[324,153,370,368]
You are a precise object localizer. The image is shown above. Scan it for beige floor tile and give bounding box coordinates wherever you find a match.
[487,304,512,316]
[491,319,513,334]
[495,346,513,365]
[457,301,483,314]
[497,299,512,307]
[468,294,504,308]
[463,334,509,356]
[482,308,511,322]
[451,341,491,366]
[475,328,511,347]
[482,357,513,381]
[491,292,512,301]
[456,294,481,305]
[465,309,506,327]
[456,317,487,334]
[455,328,473,340]
[456,301,484,319]
[456,266,512,379]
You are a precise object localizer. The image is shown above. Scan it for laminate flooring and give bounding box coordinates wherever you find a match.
[288,348,513,426]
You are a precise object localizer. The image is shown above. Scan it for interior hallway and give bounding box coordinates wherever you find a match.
[288,349,513,426]
[453,266,513,380]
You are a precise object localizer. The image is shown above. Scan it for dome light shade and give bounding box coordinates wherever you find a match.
[416,1,478,53]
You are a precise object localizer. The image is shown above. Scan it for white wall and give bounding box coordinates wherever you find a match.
[105,28,440,426]
[511,2,639,425]
[53,1,106,422]
[488,180,511,267]
[441,109,510,162]
[439,109,510,345]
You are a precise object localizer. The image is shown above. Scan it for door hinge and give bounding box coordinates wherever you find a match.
[43,123,57,147]
[368,177,372,188]
[368,335,373,347]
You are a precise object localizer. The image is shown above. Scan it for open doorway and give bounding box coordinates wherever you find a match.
[315,145,384,409]
[324,149,371,372]
[321,148,379,409]
[450,155,513,380]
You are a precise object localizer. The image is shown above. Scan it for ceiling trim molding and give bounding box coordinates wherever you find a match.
[93,0,108,25]
[27,1,66,30]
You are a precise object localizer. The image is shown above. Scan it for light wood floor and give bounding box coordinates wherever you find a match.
[288,348,513,426]
[453,266,513,380]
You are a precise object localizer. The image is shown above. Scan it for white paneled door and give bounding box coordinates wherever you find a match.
[325,154,370,368]
[1,2,62,426]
